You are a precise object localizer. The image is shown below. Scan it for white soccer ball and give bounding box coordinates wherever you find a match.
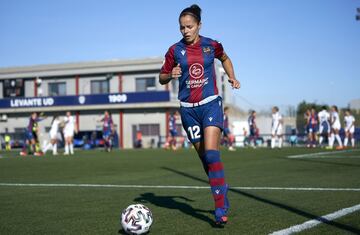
[121,204,153,235]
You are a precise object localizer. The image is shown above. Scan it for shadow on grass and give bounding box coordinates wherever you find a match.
[133,192,217,227]
[162,167,360,234]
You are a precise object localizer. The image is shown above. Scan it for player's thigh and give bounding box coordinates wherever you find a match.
[204,126,221,150]
[180,107,203,143]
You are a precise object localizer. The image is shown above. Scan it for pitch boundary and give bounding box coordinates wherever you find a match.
[269,203,360,235]
[287,149,360,159]
[0,183,360,191]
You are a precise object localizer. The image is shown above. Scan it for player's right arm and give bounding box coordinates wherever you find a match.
[159,46,181,85]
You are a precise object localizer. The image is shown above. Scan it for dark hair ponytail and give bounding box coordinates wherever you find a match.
[179,4,202,23]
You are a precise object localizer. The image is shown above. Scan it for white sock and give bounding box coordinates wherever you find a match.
[329,134,334,147]
[319,136,323,145]
[351,138,355,147]
[43,143,52,153]
[344,138,348,147]
[53,143,57,154]
[335,134,342,147]
[70,144,74,154]
[278,137,283,148]
[271,137,275,149]
[65,144,69,154]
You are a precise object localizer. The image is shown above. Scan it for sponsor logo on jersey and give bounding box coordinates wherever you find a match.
[189,63,204,79]
[181,50,186,56]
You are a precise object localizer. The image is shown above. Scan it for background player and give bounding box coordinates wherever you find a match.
[328,105,343,150]
[271,106,283,149]
[223,107,235,151]
[318,106,331,147]
[248,110,257,147]
[165,111,180,151]
[344,109,355,148]
[43,115,60,155]
[307,108,319,148]
[100,110,114,152]
[20,112,45,156]
[63,111,77,155]
[159,4,240,225]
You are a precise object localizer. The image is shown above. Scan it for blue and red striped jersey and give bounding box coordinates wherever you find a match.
[103,116,113,132]
[169,114,176,131]
[161,36,225,103]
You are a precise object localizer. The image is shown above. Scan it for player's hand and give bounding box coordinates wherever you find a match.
[228,78,240,89]
[171,64,182,79]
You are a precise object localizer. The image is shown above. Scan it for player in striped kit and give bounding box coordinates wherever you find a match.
[344,110,356,148]
[165,111,179,151]
[159,4,240,225]
[100,111,114,152]
[223,107,235,151]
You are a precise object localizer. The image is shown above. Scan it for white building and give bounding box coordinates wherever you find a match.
[0,57,235,148]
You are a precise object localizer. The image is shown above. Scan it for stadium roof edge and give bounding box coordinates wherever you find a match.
[0,57,164,79]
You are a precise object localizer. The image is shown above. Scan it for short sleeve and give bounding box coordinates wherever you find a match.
[211,40,225,60]
[160,45,176,74]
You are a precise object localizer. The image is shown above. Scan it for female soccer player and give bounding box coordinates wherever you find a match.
[100,110,114,152]
[344,109,356,148]
[63,111,77,155]
[328,105,343,150]
[159,4,240,225]
[43,116,60,155]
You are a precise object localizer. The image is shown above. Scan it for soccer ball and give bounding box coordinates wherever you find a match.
[121,204,153,235]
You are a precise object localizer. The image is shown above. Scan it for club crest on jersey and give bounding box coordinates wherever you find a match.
[181,49,186,56]
[202,47,211,54]
[189,63,204,79]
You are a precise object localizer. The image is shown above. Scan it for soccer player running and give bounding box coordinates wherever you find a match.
[100,110,114,152]
[271,106,283,149]
[328,105,343,150]
[317,106,331,147]
[43,115,60,155]
[344,109,356,148]
[165,111,180,151]
[63,111,77,155]
[159,4,240,225]
[223,107,235,151]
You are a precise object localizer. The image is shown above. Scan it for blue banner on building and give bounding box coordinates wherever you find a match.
[0,91,170,108]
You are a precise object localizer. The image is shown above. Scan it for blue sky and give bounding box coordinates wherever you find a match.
[0,0,359,110]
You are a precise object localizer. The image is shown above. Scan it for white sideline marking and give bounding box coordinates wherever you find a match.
[269,203,360,235]
[287,149,360,159]
[0,183,360,191]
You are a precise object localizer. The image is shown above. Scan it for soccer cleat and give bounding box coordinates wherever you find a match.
[215,208,228,225]
[336,146,343,150]
[228,146,236,151]
[325,146,333,150]
[20,151,27,156]
[34,152,43,156]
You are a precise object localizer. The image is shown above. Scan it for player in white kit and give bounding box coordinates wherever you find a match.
[43,116,60,155]
[271,106,283,149]
[317,106,331,147]
[344,110,355,148]
[63,111,77,155]
[328,105,343,150]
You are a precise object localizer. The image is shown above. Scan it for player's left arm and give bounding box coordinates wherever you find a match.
[221,55,240,89]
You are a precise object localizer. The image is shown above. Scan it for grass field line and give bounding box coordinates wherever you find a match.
[0,183,360,191]
[287,149,360,159]
[269,203,360,235]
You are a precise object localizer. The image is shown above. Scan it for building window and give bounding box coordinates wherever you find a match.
[136,77,156,92]
[91,80,109,94]
[48,82,66,96]
[139,124,160,136]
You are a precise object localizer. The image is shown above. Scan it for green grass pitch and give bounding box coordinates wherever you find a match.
[0,147,359,234]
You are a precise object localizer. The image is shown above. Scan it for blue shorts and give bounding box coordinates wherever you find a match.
[307,125,318,133]
[103,131,112,139]
[25,131,34,140]
[169,129,178,137]
[223,128,231,137]
[250,127,256,136]
[180,96,224,143]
